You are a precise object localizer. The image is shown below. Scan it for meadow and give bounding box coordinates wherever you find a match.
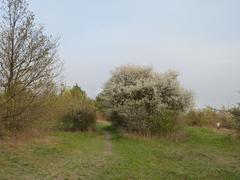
[0,1,240,180]
[0,121,239,180]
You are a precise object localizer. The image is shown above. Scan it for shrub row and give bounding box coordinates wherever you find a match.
[184,106,240,132]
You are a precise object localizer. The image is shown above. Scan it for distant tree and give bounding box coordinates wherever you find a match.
[0,0,61,131]
[70,84,87,99]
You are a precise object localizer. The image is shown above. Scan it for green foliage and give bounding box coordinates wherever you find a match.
[185,110,204,126]
[185,107,234,129]
[62,109,96,131]
[59,84,96,132]
[110,111,125,129]
[0,84,59,134]
[148,109,179,136]
[230,105,240,133]
[69,84,87,99]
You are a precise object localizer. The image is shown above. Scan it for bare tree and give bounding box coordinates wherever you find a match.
[0,0,61,131]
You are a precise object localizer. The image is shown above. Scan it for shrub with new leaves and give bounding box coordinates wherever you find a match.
[184,106,235,129]
[59,85,96,131]
[98,65,193,135]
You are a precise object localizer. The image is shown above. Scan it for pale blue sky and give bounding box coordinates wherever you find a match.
[26,0,240,107]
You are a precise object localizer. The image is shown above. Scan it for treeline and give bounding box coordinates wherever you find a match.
[184,106,240,133]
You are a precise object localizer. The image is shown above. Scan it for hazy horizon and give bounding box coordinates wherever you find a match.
[26,0,240,108]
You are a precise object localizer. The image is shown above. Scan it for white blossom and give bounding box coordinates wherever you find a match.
[98,65,194,132]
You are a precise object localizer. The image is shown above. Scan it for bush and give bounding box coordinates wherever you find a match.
[185,107,235,129]
[185,110,204,126]
[0,85,60,134]
[58,85,96,132]
[148,109,179,136]
[98,65,193,135]
[62,108,96,131]
[110,111,125,129]
[230,105,240,133]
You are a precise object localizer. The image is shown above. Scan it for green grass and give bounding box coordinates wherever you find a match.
[0,123,239,180]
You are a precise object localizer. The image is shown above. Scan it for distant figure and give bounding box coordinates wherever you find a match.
[217,122,221,130]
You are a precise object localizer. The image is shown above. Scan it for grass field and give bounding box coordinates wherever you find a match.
[0,122,240,180]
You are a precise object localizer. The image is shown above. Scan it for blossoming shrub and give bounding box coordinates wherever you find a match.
[98,65,193,135]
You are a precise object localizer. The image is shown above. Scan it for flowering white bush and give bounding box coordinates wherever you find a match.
[98,65,193,134]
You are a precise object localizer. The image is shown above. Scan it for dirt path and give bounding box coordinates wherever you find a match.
[97,120,113,155]
[104,130,112,155]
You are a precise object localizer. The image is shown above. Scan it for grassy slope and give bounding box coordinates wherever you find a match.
[98,127,240,180]
[0,132,110,179]
[0,123,239,180]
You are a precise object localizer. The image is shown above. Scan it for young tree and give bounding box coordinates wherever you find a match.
[0,0,61,131]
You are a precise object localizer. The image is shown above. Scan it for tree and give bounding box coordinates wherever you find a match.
[98,65,193,135]
[70,84,87,99]
[0,0,61,131]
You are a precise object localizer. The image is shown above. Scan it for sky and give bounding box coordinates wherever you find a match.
[21,0,240,108]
